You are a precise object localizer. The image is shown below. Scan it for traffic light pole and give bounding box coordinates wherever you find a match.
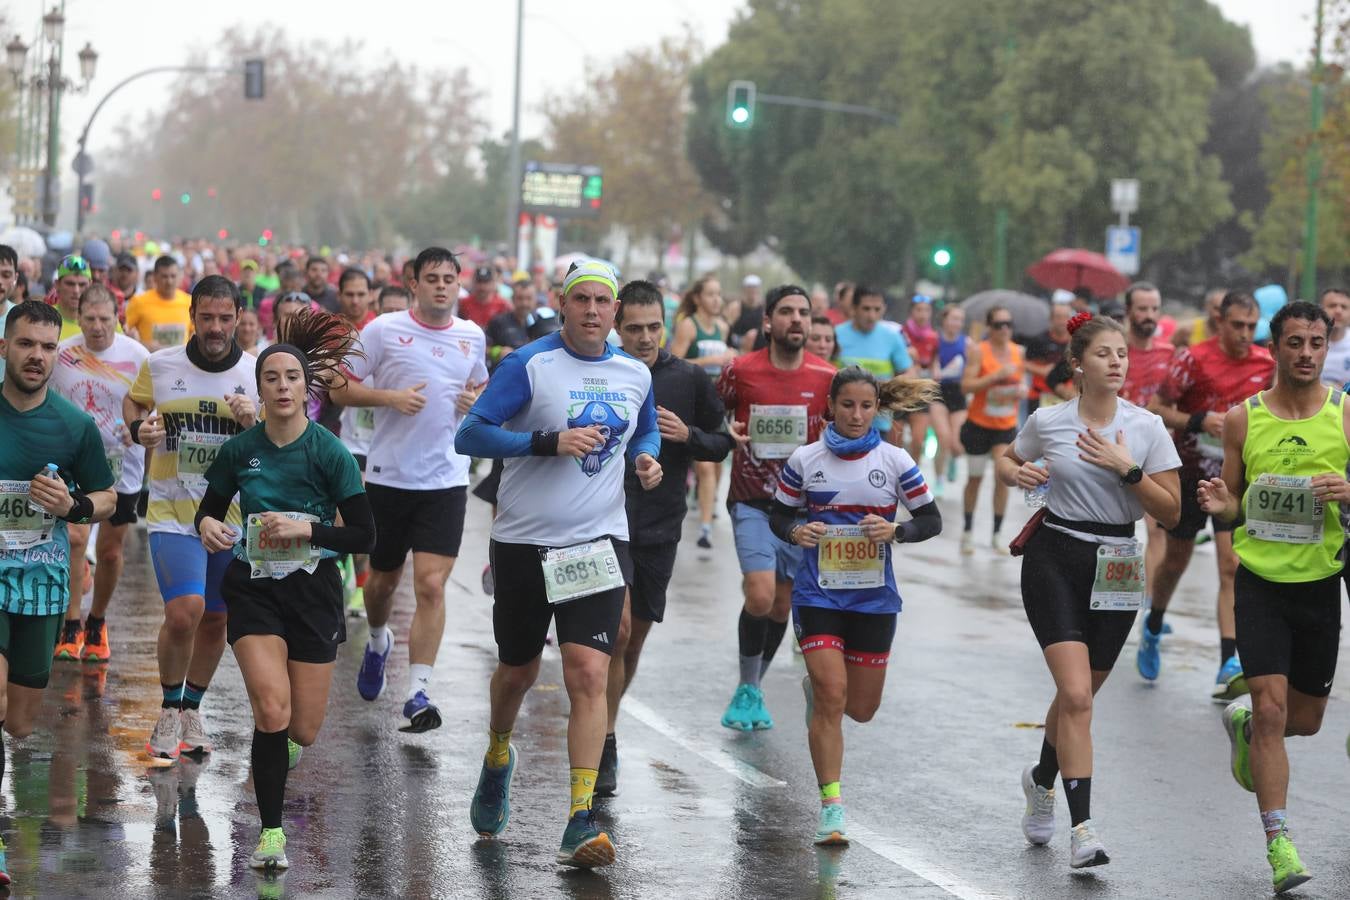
[74,64,225,233]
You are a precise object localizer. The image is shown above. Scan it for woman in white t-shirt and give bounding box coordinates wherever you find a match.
[995,312,1181,870]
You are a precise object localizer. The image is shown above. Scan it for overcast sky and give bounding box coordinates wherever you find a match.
[2,0,1324,164]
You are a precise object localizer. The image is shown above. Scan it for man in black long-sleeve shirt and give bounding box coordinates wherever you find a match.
[597,280,744,796]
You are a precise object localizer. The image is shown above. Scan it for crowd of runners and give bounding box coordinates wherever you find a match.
[3,234,1349,895]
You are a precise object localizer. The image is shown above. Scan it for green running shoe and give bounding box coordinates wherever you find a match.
[249,827,289,871]
[813,803,848,846]
[287,738,303,771]
[1222,702,1254,792]
[556,810,616,868]
[471,745,517,837]
[1267,832,1311,894]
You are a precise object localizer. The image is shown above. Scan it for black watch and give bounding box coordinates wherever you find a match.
[1120,465,1143,486]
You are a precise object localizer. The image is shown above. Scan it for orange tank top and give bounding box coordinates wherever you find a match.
[968,340,1025,430]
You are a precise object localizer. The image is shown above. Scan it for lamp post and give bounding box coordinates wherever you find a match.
[5,6,97,228]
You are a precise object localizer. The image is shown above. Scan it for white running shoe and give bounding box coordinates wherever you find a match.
[178,708,214,755]
[146,707,182,766]
[1069,820,1110,868]
[960,532,975,555]
[1020,765,1056,845]
[991,537,1011,556]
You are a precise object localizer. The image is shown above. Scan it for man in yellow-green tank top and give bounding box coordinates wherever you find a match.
[1196,301,1350,895]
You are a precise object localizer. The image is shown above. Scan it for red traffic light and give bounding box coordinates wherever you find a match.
[151,188,162,201]
[261,228,273,240]
[207,187,217,198]
[217,229,229,240]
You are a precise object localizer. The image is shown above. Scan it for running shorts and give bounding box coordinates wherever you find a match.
[792,604,897,666]
[109,491,140,526]
[149,532,230,613]
[366,483,466,571]
[221,558,346,664]
[730,502,801,580]
[937,381,967,412]
[629,541,679,623]
[959,421,1017,457]
[1020,526,1137,671]
[1168,472,1237,541]
[489,538,632,665]
[1235,565,1340,697]
[0,610,63,688]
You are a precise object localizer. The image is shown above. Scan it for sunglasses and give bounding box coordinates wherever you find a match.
[989,320,1014,329]
[59,256,90,274]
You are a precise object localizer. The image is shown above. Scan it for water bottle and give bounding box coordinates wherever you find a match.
[1023,461,1049,509]
[29,463,57,513]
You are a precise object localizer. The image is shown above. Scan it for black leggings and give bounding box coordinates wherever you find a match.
[1020,526,1137,671]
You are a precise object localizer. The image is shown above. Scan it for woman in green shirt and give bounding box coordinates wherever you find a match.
[195,309,373,874]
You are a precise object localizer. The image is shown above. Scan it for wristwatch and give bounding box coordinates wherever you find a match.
[1120,465,1143,486]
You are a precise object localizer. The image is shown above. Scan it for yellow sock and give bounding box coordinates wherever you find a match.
[486,729,512,767]
[569,767,598,817]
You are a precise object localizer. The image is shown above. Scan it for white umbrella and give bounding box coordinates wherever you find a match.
[0,226,45,258]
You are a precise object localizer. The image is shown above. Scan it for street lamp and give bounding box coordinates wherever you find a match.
[6,8,98,228]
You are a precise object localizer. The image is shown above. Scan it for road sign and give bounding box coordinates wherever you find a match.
[1111,179,1139,215]
[71,151,94,176]
[1106,225,1141,276]
[520,162,603,219]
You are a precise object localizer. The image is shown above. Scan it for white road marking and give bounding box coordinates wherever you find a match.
[621,696,786,789]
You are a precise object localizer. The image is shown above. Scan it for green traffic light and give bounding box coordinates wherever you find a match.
[180,193,191,205]
[731,106,750,125]
[933,248,952,268]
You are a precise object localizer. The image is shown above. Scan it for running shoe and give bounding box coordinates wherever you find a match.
[346,586,365,619]
[481,563,494,596]
[990,536,1010,557]
[287,738,303,771]
[960,532,974,556]
[932,479,945,499]
[356,627,393,701]
[747,684,774,730]
[697,534,713,550]
[0,835,12,886]
[53,619,83,661]
[249,827,289,871]
[1020,764,1056,845]
[595,739,618,798]
[178,708,214,755]
[400,690,442,733]
[1212,655,1248,703]
[1267,832,1311,895]
[1223,701,1254,792]
[813,803,848,846]
[80,617,110,662]
[721,684,758,732]
[556,810,616,868]
[470,745,517,837]
[146,707,182,766]
[1136,619,1162,681]
[802,674,814,729]
[1069,820,1109,868]
[947,459,959,483]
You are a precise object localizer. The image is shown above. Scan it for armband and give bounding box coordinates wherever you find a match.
[530,430,560,456]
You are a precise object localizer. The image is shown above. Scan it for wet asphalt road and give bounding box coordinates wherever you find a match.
[6,465,1350,900]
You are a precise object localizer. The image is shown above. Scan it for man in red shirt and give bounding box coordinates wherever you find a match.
[716,285,836,731]
[1145,292,1273,698]
[458,266,509,329]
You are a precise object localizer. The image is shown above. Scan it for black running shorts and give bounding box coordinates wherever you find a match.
[629,541,679,623]
[1168,472,1237,541]
[937,381,967,412]
[366,483,466,571]
[1235,565,1340,697]
[490,538,632,665]
[960,421,1017,457]
[109,491,140,526]
[792,604,897,666]
[1020,526,1137,671]
[221,558,346,664]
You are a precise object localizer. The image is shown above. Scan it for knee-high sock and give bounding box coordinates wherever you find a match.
[252,728,289,829]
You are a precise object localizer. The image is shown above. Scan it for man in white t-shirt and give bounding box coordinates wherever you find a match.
[1318,288,1350,387]
[51,284,150,662]
[331,247,488,733]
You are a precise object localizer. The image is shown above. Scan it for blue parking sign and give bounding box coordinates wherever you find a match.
[1106,226,1141,276]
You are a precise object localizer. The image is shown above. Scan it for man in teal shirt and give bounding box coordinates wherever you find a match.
[833,285,914,434]
[0,300,115,886]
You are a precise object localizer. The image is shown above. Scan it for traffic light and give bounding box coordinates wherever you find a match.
[933,248,952,268]
[180,192,191,205]
[151,188,162,201]
[244,59,265,99]
[726,80,756,129]
[217,228,229,240]
[79,183,93,213]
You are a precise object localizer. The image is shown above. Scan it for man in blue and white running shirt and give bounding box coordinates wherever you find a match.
[456,260,661,869]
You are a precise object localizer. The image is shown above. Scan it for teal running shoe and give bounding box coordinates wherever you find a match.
[556,810,616,868]
[1268,832,1311,894]
[1223,701,1254,792]
[813,803,848,846]
[471,745,517,837]
[1136,619,1162,681]
[248,827,289,871]
[1212,655,1248,703]
[746,684,774,730]
[721,684,757,732]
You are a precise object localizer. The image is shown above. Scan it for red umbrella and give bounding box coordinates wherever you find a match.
[1027,248,1129,298]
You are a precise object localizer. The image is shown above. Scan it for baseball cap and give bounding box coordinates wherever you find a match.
[81,239,111,269]
[114,251,138,271]
[511,269,531,285]
[743,274,762,288]
[241,259,260,272]
[1099,300,1126,320]
[474,266,494,282]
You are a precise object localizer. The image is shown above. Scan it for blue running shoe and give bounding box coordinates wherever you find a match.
[1212,655,1248,703]
[356,628,393,701]
[471,745,517,837]
[556,810,616,868]
[400,690,442,733]
[1136,619,1162,681]
[721,684,757,731]
[746,684,774,730]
